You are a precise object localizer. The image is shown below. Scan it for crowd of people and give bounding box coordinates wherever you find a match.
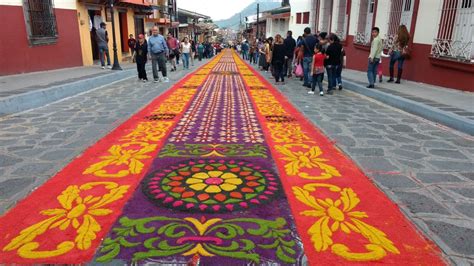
[238,25,410,96]
[121,26,224,82]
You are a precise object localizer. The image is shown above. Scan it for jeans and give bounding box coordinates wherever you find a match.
[311,73,324,92]
[335,64,342,85]
[198,51,203,61]
[136,61,147,80]
[284,57,293,77]
[302,56,313,86]
[255,52,259,64]
[151,52,167,80]
[367,58,380,86]
[273,62,284,82]
[389,51,405,70]
[98,44,111,66]
[326,65,337,91]
[243,51,248,60]
[182,52,190,69]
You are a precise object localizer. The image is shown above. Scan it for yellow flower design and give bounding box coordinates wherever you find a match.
[276,144,341,180]
[83,142,157,178]
[186,171,243,193]
[293,184,399,261]
[3,182,129,258]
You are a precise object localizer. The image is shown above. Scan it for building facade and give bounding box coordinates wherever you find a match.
[298,0,473,91]
[0,0,174,75]
[0,0,83,75]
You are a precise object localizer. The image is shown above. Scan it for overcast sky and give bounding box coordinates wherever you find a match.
[177,0,256,21]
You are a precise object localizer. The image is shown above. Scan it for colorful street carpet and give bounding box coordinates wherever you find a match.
[0,50,445,265]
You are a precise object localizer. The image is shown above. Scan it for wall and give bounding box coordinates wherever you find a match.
[0,3,83,75]
[76,2,94,66]
[289,0,314,36]
[343,0,473,92]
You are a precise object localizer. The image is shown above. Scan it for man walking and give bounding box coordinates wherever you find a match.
[148,26,169,83]
[283,30,296,78]
[96,22,111,69]
[299,27,318,88]
[166,33,179,71]
[367,27,383,88]
[127,34,136,62]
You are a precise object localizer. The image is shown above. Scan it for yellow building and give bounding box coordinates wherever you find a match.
[76,0,154,66]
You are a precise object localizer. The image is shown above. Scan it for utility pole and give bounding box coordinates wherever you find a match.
[256,3,259,40]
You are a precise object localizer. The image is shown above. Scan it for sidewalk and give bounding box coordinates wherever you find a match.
[341,69,474,135]
[0,63,138,116]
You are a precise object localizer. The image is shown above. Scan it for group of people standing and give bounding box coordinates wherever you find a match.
[123,26,217,83]
[241,24,410,96]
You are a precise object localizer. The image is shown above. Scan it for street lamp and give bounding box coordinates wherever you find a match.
[109,0,122,70]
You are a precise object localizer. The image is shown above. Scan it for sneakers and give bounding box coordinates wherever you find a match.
[154,79,159,83]
[338,84,343,90]
[319,91,324,96]
[162,77,170,83]
[107,65,112,69]
[308,91,315,94]
[327,90,334,95]
[101,66,105,69]
[366,85,375,88]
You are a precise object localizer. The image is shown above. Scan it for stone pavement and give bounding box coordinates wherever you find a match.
[249,64,474,264]
[0,59,207,214]
[0,63,137,98]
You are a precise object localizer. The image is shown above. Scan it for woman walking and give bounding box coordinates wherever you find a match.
[271,34,286,84]
[388,25,410,83]
[325,34,343,94]
[180,37,191,70]
[134,34,148,82]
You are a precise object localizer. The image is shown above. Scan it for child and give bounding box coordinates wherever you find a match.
[309,44,325,96]
[378,51,390,82]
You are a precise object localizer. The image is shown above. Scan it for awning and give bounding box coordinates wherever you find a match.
[118,0,150,6]
[145,17,171,24]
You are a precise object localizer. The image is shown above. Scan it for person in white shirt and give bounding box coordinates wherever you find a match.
[180,37,191,70]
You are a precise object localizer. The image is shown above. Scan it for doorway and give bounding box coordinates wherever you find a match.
[88,9,102,61]
[118,11,129,54]
[134,17,145,37]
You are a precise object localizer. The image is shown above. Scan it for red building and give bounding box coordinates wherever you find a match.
[305,0,473,92]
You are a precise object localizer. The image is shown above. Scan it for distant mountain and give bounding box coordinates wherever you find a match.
[215,0,282,30]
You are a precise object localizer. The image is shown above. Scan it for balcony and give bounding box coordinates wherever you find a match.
[353,32,370,45]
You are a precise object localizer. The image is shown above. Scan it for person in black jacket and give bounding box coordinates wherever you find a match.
[271,34,286,84]
[325,34,343,94]
[135,34,148,82]
[283,30,296,78]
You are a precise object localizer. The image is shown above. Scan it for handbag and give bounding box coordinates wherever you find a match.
[401,45,411,59]
[295,63,304,77]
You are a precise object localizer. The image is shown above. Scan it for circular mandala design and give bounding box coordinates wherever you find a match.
[142,159,280,213]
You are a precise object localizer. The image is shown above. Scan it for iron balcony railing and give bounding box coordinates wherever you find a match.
[431,38,474,62]
[354,31,370,45]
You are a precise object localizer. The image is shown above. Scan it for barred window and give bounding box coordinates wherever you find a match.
[334,0,348,40]
[23,0,58,45]
[431,0,474,62]
[354,0,375,45]
[319,0,333,33]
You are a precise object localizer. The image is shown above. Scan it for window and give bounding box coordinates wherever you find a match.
[303,12,310,24]
[319,0,333,32]
[296,12,302,24]
[23,0,58,45]
[334,0,348,40]
[279,18,285,31]
[354,0,375,45]
[385,0,414,49]
[431,0,474,62]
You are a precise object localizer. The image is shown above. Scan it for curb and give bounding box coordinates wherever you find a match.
[342,79,474,136]
[0,68,136,116]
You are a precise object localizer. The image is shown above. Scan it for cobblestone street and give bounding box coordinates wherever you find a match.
[252,66,474,264]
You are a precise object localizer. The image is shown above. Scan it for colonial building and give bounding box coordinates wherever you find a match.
[177,8,212,42]
[0,0,83,75]
[0,0,174,75]
[289,0,473,91]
